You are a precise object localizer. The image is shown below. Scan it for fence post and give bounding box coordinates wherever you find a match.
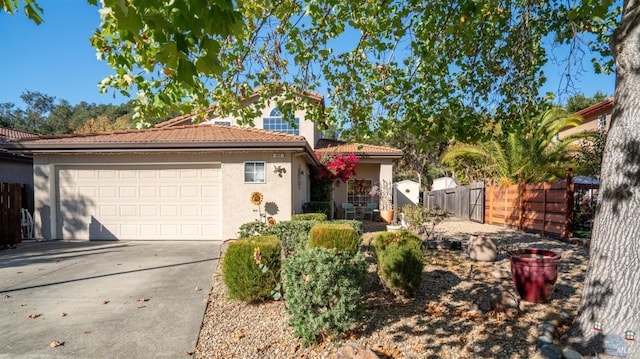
[488,179,494,224]
[565,168,574,239]
[518,174,525,231]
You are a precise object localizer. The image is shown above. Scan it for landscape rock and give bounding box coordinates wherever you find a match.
[536,335,554,350]
[561,348,584,359]
[538,343,563,359]
[490,268,511,280]
[469,287,520,315]
[330,342,379,359]
[468,234,498,261]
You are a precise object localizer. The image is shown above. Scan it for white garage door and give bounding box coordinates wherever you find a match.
[55,164,222,240]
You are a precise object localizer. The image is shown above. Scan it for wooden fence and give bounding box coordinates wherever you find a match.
[424,182,485,223]
[485,172,574,238]
[0,182,22,247]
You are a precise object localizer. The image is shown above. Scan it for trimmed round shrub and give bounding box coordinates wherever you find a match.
[326,219,364,237]
[292,213,327,221]
[270,220,318,256]
[282,248,367,346]
[222,235,281,301]
[373,231,425,297]
[309,223,361,255]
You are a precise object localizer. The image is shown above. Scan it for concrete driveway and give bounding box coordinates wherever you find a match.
[0,240,220,359]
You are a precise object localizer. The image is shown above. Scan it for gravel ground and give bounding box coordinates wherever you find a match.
[195,218,589,359]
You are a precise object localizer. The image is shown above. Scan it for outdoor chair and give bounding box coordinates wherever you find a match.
[21,208,34,240]
[341,202,356,219]
[362,202,378,220]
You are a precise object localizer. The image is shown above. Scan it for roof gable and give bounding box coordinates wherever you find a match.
[315,138,402,158]
[155,88,325,128]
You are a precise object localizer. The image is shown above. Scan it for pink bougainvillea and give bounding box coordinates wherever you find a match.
[314,152,359,183]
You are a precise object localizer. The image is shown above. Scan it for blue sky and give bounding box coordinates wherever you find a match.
[0,2,616,108]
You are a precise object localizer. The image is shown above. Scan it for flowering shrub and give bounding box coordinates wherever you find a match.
[314,153,359,183]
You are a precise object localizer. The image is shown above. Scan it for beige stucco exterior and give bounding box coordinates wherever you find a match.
[559,98,613,140]
[13,93,401,242]
[31,151,310,241]
[204,100,323,147]
[332,159,395,218]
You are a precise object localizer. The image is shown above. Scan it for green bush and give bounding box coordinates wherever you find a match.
[326,219,364,237]
[222,235,281,301]
[373,231,425,297]
[308,223,361,255]
[282,248,367,346]
[292,213,328,221]
[303,201,331,216]
[270,220,318,256]
[237,221,271,238]
[401,204,449,234]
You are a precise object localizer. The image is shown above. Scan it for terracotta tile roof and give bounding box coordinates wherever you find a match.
[154,108,217,128]
[8,124,308,146]
[575,97,614,116]
[315,138,402,157]
[0,127,38,142]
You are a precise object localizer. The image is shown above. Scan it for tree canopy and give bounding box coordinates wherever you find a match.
[2,0,620,140]
[441,108,594,185]
[565,91,610,113]
[0,90,136,135]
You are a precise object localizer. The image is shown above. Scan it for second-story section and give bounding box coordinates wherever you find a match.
[155,90,325,149]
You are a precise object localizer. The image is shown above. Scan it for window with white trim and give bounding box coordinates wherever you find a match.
[244,162,266,183]
[597,115,607,129]
[263,108,299,135]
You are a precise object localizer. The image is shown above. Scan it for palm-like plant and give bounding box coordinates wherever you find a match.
[441,108,595,185]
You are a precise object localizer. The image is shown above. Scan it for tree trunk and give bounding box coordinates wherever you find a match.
[563,1,640,357]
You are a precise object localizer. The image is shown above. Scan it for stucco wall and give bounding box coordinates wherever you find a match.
[291,155,311,214]
[32,151,303,241]
[220,152,294,239]
[395,180,420,209]
[559,107,612,140]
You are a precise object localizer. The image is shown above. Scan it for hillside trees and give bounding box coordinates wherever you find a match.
[565,91,610,113]
[0,90,135,135]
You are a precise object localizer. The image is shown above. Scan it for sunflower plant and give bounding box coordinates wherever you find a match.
[250,191,267,222]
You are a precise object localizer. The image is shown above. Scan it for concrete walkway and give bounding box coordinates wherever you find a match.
[0,240,220,359]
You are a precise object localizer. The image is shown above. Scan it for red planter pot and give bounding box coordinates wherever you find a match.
[510,248,561,303]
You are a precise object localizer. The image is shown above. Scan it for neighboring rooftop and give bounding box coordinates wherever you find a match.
[315,138,402,158]
[575,97,614,117]
[0,127,38,142]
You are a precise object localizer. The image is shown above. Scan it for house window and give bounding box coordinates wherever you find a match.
[598,115,607,129]
[347,179,374,206]
[244,162,266,183]
[263,108,299,135]
[214,120,232,126]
